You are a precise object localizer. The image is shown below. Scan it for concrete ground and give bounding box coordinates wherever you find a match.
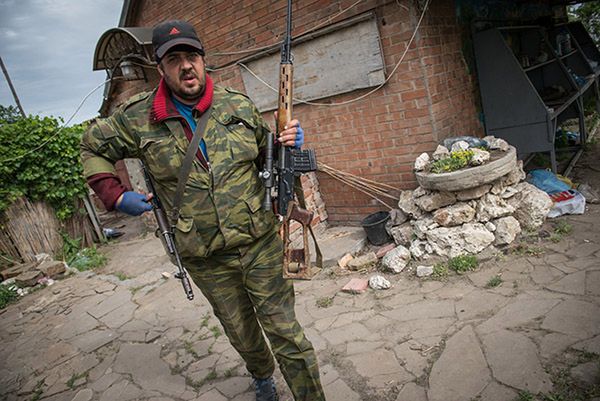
[2,144,600,401]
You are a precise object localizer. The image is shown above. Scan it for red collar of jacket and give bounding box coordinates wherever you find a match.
[151,74,214,122]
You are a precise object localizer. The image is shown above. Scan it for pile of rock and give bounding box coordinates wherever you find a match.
[0,255,68,296]
[382,137,554,273]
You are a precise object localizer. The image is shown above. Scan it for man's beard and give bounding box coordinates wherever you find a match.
[166,69,206,103]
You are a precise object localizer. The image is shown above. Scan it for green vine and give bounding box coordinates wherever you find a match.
[0,105,88,220]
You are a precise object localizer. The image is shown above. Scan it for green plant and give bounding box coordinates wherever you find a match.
[429,149,474,174]
[513,390,534,401]
[184,341,199,358]
[0,284,19,309]
[0,110,88,220]
[69,247,107,271]
[448,255,478,274]
[114,272,129,281]
[553,220,573,236]
[431,263,449,279]
[316,296,334,308]
[210,325,221,339]
[66,372,86,389]
[485,275,503,288]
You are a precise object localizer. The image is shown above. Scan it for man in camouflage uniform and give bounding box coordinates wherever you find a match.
[81,20,325,401]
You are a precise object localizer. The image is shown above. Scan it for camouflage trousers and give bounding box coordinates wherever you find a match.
[186,227,325,401]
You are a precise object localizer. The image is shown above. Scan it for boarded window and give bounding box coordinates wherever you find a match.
[240,14,385,112]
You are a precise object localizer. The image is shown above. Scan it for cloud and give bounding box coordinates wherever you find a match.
[0,0,122,124]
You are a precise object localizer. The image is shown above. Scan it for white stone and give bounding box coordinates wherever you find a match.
[398,190,423,218]
[369,275,391,290]
[502,160,526,186]
[483,136,510,151]
[409,240,429,260]
[475,193,515,222]
[455,184,491,201]
[485,222,497,232]
[426,223,495,258]
[432,145,450,161]
[414,191,456,212]
[451,140,470,152]
[381,246,411,273]
[161,272,171,279]
[416,266,434,277]
[388,223,414,247]
[470,148,490,165]
[493,216,521,245]
[414,152,430,171]
[412,216,437,239]
[508,182,553,230]
[433,203,476,227]
[500,186,519,199]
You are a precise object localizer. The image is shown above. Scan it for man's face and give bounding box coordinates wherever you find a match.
[158,50,206,104]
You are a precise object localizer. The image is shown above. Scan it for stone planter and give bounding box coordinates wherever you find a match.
[415,146,517,192]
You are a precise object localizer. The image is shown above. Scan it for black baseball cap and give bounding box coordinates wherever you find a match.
[152,20,205,61]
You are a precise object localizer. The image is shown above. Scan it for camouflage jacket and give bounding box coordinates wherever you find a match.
[81,84,277,259]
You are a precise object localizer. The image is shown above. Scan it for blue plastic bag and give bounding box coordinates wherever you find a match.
[527,169,571,194]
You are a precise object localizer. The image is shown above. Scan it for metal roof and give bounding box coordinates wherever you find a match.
[93,27,153,72]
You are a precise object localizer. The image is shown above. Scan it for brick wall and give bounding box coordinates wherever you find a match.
[109,0,482,224]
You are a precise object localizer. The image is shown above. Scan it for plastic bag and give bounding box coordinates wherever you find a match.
[548,189,586,218]
[527,169,571,194]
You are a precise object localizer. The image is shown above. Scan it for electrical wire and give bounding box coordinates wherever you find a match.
[208,0,365,57]
[238,0,430,107]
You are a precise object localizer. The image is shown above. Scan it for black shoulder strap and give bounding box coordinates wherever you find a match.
[170,106,212,227]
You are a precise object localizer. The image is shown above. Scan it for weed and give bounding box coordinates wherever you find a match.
[30,388,43,401]
[448,255,478,274]
[223,367,236,378]
[66,372,87,389]
[200,313,210,328]
[485,275,503,288]
[513,390,534,401]
[69,247,107,271]
[0,284,19,309]
[316,296,334,308]
[431,263,449,279]
[550,233,563,243]
[512,243,544,257]
[114,272,129,281]
[209,325,222,339]
[553,220,572,236]
[184,340,199,358]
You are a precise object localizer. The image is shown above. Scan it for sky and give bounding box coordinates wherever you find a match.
[0,0,124,125]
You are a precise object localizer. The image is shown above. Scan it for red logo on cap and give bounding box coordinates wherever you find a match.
[169,27,180,35]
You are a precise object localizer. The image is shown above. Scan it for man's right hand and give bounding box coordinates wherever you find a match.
[115,191,153,216]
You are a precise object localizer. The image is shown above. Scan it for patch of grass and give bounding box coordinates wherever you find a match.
[448,255,478,274]
[316,296,334,308]
[186,369,218,390]
[512,390,535,401]
[184,340,199,358]
[223,367,236,378]
[431,263,449,280]
[69,247,107,271]
[209,325,222,339]
[485,275,503,288]
[66,372,87,389]
[200,313,210,328]
[512,243,544,257]
[0,284,19,309]
[114,272,129,281]
[553,220,573,236]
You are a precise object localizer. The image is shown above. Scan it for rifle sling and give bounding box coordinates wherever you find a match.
[170,106,212,227]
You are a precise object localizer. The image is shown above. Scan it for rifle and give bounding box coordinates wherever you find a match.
[260,0,321,280]
[142,163,194,300]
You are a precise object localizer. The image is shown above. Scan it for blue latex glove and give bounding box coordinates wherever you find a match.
[294,125,304,149]
[115,191,153,216]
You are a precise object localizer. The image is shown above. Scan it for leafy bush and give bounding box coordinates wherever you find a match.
[429,150,474,174]
[0,106,88,219]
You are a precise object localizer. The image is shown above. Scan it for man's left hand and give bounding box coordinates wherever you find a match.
[278,119,304,149]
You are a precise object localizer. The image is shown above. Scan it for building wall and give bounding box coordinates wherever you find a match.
[111,0,482,224]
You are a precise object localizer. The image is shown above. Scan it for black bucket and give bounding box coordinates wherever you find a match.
[361,211,391,246]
